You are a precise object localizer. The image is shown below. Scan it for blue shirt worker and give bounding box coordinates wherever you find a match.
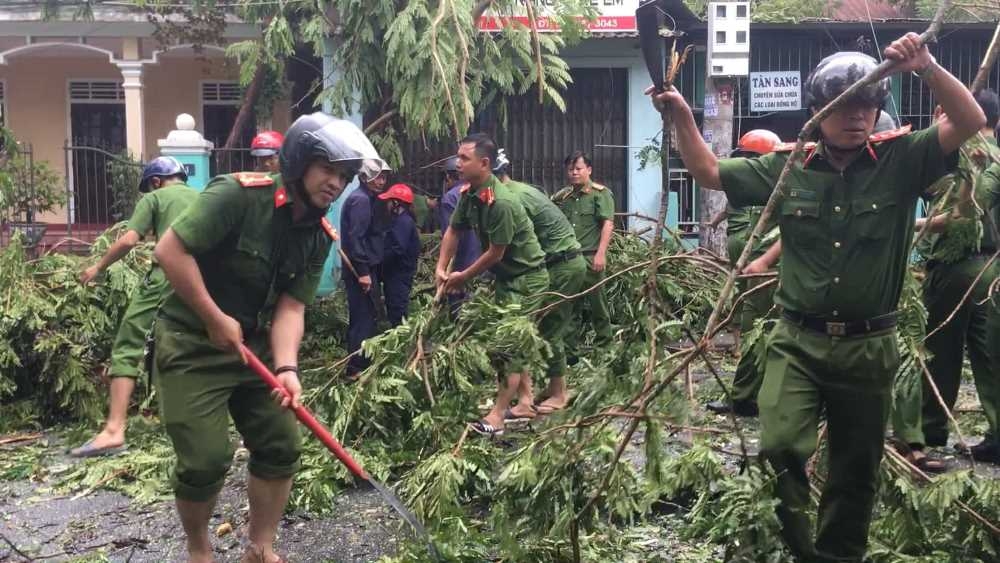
[341,163,391,380]
[379,183,422,326]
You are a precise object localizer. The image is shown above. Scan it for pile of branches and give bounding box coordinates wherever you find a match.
[0,226,149,429]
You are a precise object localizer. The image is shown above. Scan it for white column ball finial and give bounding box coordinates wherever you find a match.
[176,113,196,131]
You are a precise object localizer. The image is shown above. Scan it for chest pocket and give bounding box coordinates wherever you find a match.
[853,195,898,241]
[235,232,275,270]
[780,188,824,248]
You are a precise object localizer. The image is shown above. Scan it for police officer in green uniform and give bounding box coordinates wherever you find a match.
[915,90,1000,464]
[436,133,548,437]
[494,150,587,417]
[70,157,197,458]
[552,151,615,348]
[153,113,381,563]
[651,33,984,561]
[705,129,783,417]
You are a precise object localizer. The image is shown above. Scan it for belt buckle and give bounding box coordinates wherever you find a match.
[826,321,847,337]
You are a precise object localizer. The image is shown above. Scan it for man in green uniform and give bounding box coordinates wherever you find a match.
[494,151,587,417]
[915,90,1000,464]
[71,157,197,458]
[705,129,783,417]
[153,113,381,563]
[436,133,548,437]
[552,151,615,348]
[651,33,984,561]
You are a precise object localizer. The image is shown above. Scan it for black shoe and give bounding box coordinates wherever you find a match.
[706,399,758,417]
[969,440,1000,463]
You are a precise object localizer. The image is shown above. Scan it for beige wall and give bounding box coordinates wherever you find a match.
[0,54,121,222]
[0,47,294,224]
[143,52,237,155]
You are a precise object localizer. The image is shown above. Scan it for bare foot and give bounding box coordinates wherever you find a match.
[507,404,536,419]
[241,544,283,563]
[536,396,568,415]
[88,428,125,449]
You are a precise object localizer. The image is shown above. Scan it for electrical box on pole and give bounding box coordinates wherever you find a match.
[707,1,750,77]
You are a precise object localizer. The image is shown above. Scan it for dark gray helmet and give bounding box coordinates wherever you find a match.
[873,110,899,134]
[279,112,383,184]
[803,52,890,113]
[443,156,459,172]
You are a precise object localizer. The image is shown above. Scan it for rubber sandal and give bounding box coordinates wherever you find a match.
[470,420,504,437]
[503,407,535,422]
[912,455,948,474]
[68,440,127,458]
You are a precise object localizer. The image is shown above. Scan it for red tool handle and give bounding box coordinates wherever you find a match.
[241,345,369,480]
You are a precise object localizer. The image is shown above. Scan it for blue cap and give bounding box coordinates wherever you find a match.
[139,156,187,192]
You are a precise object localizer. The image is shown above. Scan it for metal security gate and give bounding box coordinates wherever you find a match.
[396,68,629,213]
[64,143,143,247]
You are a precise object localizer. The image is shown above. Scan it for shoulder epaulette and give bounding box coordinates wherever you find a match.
[552,186,573,201]
[869,124,912,144]
[231,172,274,188]
[320,217,339,241]
[591,182,607,191]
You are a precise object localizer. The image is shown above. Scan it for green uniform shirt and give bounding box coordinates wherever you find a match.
[925,136,1000,262]
[412,193,431,231]
[725,204,780,264]
[505,179,580,256]
[127,183,198,240]
[450,174,545,279]
[552,180,615,253]
[159,173,333,333]
[718,125,957,320]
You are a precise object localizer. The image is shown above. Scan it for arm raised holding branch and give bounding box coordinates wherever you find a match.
[647,27,984,562]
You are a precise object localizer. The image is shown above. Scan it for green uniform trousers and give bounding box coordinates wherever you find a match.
[496,268,551,373]
[732,277,776,403]
[539,255,587,379]
[153,319,302,502]
[760,320,899,562]
[575,260,612,347]
[891,352,925,447]
[109,267,170,378]
[922,256,1000,445]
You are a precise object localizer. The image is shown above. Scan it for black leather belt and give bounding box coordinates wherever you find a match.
[581,249,598,256]
[782,310,898,337]
[494,262,546,282]
[545,250,580,266]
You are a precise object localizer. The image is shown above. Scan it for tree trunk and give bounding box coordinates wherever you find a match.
[222,58,266,150]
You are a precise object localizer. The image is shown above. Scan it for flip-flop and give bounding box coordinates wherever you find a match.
[503,407,535,422]
[68,440,127,458]
[912,455,948,474]
[535,401,568,415]
[470,420,504,437]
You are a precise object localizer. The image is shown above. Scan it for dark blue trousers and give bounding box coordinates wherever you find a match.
[344,270,379,376]
[382,266,415,327]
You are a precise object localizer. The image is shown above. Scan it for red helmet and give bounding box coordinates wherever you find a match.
[378,183,414,204]
[736,129,782,155]
[251,130,285,156]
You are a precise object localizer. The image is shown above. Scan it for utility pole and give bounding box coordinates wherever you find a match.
[699,77,732,255]
[701,1,751,256]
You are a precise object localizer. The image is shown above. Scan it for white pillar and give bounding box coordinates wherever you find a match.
[117,61,145,159]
